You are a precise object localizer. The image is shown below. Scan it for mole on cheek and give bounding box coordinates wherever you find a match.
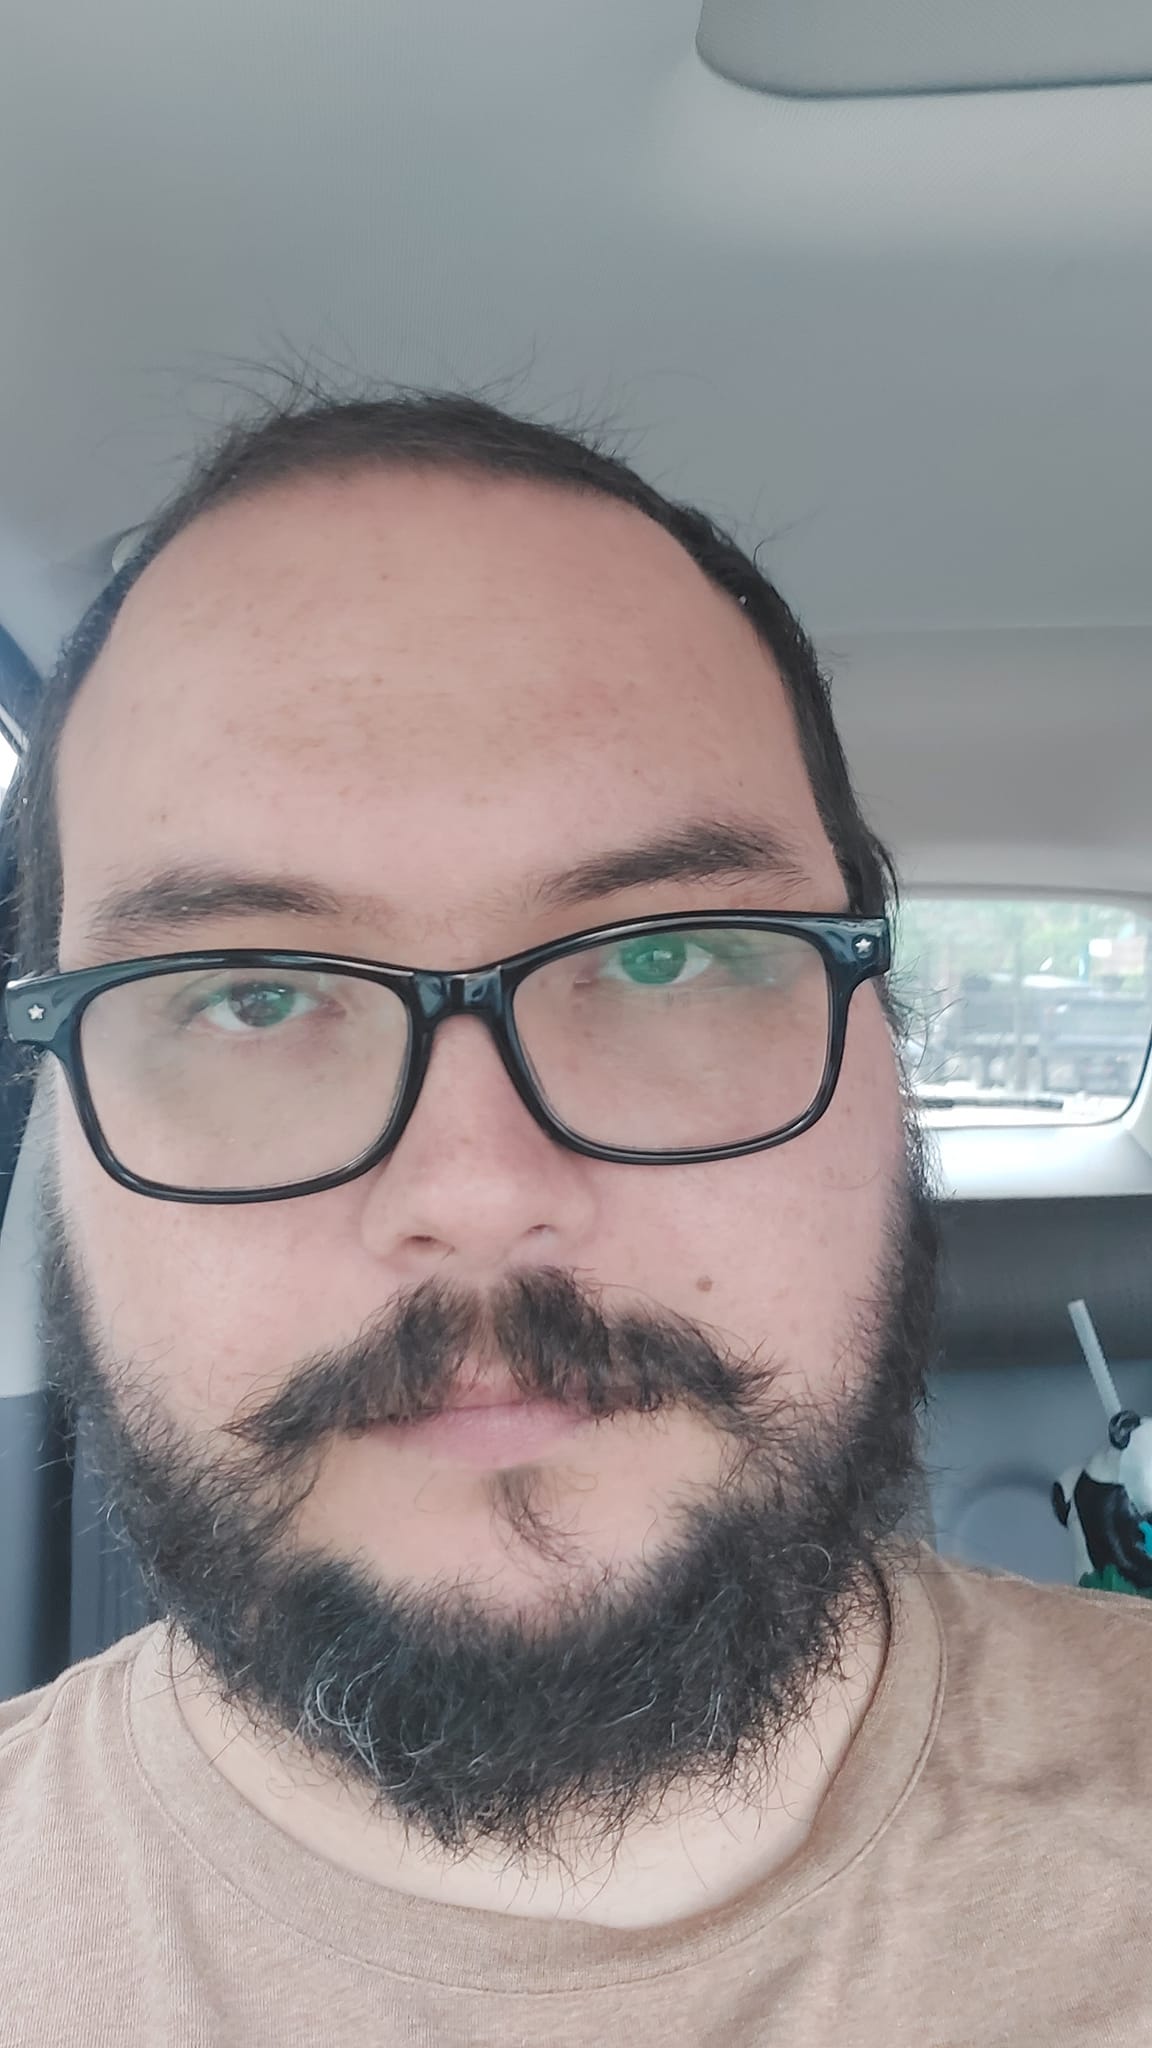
[695,1276,713,1294]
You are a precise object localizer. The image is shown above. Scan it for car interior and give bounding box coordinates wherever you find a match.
[1,0,1151,1704]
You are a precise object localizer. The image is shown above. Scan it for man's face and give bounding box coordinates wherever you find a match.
[44,468,932,1864]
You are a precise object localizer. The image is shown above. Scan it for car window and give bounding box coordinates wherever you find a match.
[896,895,1152,1125]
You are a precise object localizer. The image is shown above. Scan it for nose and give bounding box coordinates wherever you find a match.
[355,1011,599,1282]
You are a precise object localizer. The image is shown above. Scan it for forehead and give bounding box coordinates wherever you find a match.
[56,470,839,946]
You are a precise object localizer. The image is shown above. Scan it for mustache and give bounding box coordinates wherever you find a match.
[222,1266,781,1460]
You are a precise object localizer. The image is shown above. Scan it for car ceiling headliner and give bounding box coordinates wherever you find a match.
[1,0,1150,894]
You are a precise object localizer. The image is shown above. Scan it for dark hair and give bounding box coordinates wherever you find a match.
[11,384,897,972]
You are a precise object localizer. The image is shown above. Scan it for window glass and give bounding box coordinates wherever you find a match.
[896,898,1152,1125]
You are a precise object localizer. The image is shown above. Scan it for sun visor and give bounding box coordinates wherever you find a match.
[697,0,1152,98]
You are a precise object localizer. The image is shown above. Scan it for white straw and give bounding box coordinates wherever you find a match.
[1068,1299,1123,1421]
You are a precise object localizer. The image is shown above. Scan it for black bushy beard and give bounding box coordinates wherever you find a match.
[40,1123,939,1875]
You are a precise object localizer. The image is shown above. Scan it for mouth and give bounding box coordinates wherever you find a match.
[368,1395,591,1468]
[362,1366,596,1468]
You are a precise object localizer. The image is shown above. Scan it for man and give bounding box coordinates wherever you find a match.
[1,389,1149,2046]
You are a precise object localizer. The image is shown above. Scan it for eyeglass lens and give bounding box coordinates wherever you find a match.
[76,926,833,1191]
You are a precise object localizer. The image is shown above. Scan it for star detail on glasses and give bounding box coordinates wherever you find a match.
[27,1004,45,1021]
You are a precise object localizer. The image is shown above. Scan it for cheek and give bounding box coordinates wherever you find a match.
[54,1089,336,1425]
[605,993,905,1391]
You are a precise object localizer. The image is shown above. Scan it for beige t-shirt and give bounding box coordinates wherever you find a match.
[2,1542,1151,2047]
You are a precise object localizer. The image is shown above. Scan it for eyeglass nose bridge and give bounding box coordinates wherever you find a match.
[404,966,526,1123]
[411,965,506,1025]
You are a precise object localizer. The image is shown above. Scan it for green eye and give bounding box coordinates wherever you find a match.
[616,935,690,986]
[189,980,319,1034]
[225,984,300,1029]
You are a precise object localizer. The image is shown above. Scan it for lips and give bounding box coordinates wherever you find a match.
[368,1393,589,1468]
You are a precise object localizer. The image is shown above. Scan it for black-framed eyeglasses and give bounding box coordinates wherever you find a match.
[3,911,890,1204]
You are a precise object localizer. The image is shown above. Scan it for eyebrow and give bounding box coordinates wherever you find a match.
[534,817,809,909]
[79,817,812,952]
